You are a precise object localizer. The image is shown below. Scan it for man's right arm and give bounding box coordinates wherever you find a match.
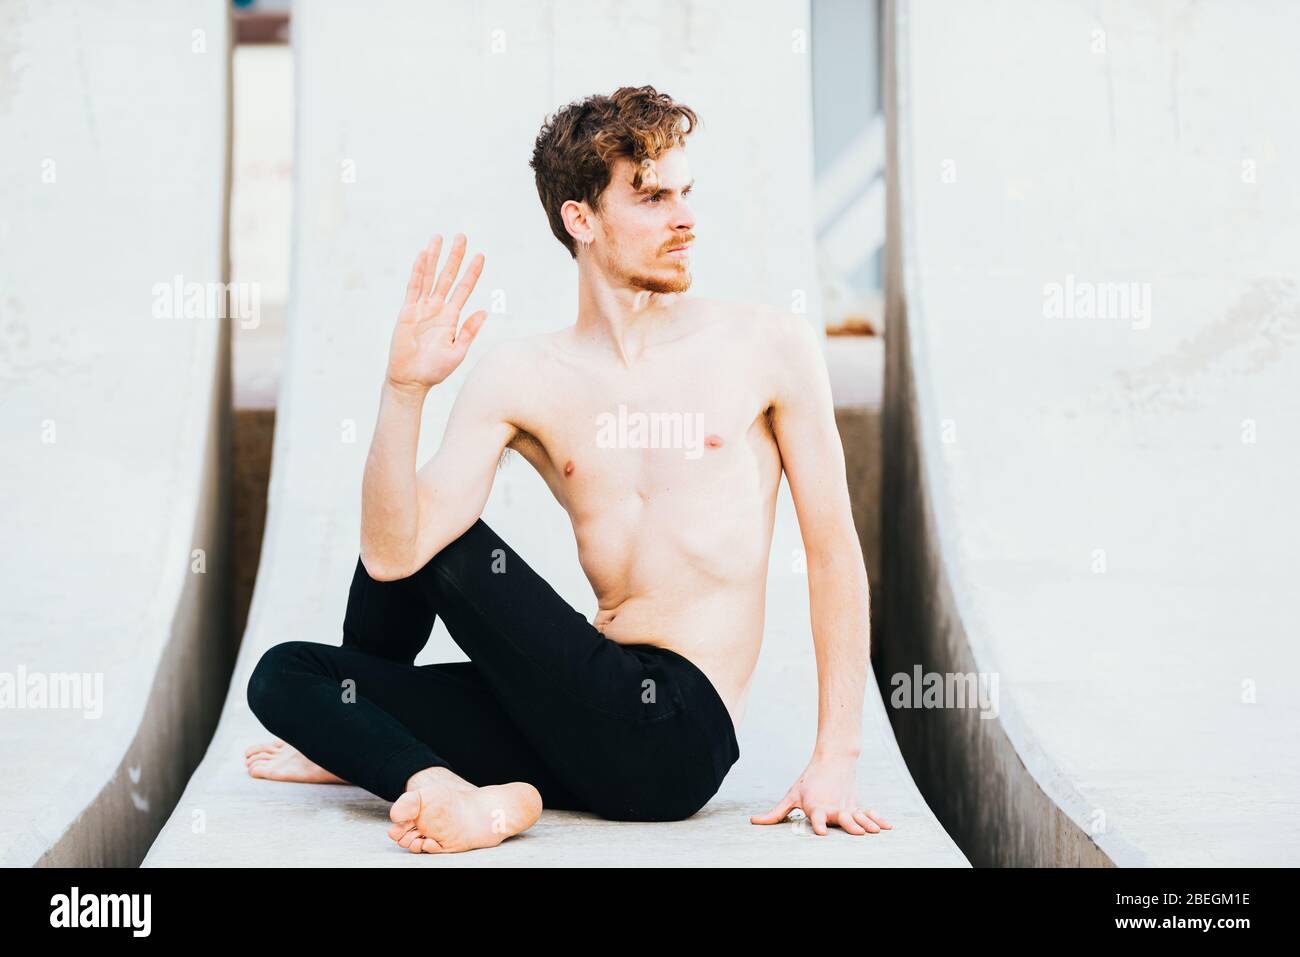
[360,344,518,581]
[359,232,497,580]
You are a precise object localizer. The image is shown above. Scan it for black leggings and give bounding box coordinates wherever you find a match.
[246,517,740,821]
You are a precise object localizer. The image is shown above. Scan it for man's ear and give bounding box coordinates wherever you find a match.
[561,198,594,247]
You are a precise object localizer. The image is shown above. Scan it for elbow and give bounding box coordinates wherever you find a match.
[359,546,411,582]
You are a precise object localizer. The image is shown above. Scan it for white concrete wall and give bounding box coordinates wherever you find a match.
[882,0,1300,865]
[0,0,232,865]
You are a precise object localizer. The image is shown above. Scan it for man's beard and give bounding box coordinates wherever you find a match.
[601,234,693,294]
[628,268,693,294]
[619,253,693,294]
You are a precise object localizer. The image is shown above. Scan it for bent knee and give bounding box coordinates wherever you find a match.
[246,640,315,717]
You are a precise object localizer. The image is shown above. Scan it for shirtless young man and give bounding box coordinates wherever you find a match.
[243,85,888,853]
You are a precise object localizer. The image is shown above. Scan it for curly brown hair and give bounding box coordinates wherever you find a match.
[529,85,700,259]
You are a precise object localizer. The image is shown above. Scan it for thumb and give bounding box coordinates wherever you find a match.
[750,794,797,825]
[453,310,488,357]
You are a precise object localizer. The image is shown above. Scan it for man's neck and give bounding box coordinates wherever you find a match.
[571,264,687,368]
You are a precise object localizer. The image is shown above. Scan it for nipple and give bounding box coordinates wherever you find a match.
[564,459,575,476]
[704,434,724,448]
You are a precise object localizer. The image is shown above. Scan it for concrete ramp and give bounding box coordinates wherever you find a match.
[0,0,232,865]
[882,0,1300,866]
[145,0,965,866]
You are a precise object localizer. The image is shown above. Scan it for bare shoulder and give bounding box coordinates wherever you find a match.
[447,334,542,434]
[456,331,562,452]
[701,299,821,404]
[693,297,812,343]
[461,331,557,390]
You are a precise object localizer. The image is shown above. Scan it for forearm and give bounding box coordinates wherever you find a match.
[806,545,871,759]
[360,379,430,578]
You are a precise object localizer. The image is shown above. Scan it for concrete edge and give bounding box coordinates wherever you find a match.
[141,12,316,863]
[14,4,236,868]
[875,0,1148,868]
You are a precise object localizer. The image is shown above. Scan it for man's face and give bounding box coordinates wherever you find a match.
[588,146,696,294]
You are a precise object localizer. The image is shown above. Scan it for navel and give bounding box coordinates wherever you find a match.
[705,434,724,448]
[563,459,575,476]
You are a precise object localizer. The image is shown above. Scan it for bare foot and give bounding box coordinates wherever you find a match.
[244,739,349,785]
[386,767,542,853]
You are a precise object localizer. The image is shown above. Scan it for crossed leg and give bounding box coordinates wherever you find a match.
[246,646,590,806]
[245,524,617,851]
[248,514,709,846]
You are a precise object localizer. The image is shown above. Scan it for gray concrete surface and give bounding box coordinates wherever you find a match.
[144,0,965,866]
[0,0,233,866]
[880,0,1300,866]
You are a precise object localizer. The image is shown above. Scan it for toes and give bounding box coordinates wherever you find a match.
[388,822,414,841]
[390,791,421,825]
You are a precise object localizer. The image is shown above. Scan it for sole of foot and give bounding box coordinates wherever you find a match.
[387,777,543,854]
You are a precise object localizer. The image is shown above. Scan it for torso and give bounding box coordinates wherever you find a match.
[501,298,783,732]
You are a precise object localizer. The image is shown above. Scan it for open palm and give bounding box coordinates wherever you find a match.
[387,233,488,392]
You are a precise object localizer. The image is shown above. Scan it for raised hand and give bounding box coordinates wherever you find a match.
[386,233,488,394]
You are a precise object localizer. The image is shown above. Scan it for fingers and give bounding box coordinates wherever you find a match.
[862,808,891,829]
[810,808,829,836]
[429,233,468,306]
[852,810,881,834]
[750,795,797,825]
[446,252,485,314]
[404,249,426,305]
[839,809,869,835]
[452,310,488,358]
[418,235,443,300]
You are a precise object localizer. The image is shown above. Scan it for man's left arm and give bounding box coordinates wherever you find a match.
[749,309,892,837]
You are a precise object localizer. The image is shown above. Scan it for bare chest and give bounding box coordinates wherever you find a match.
[511,340,774,516]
